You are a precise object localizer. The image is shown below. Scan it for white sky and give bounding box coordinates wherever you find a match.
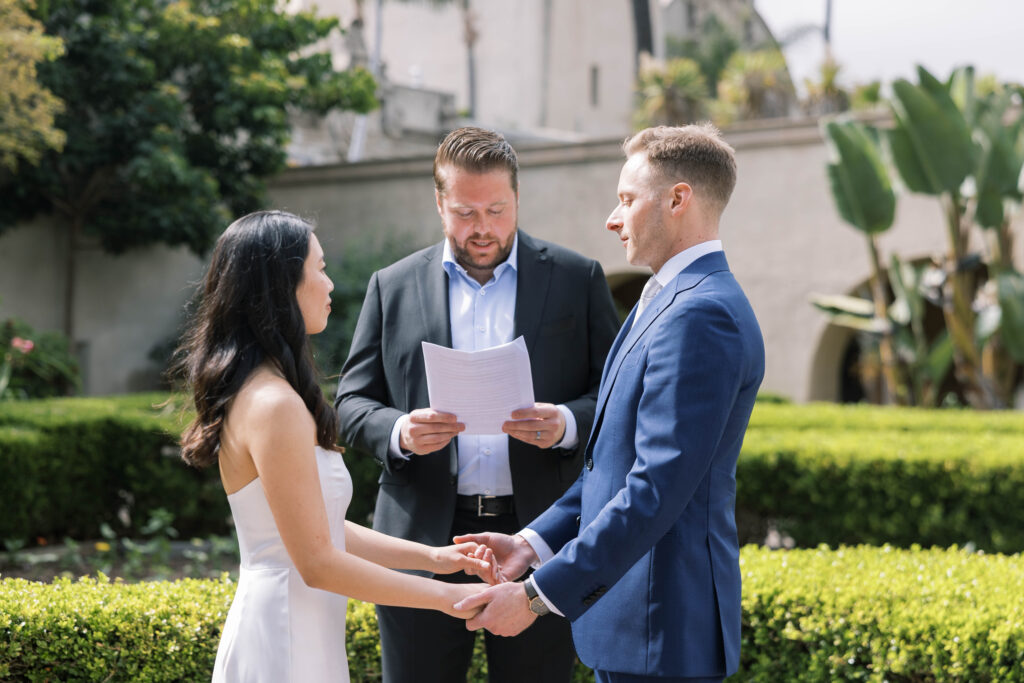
[754,0,1024,92]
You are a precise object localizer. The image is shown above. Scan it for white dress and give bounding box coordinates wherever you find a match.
[213,447,352,682]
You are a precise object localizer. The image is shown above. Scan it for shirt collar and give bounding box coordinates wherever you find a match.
[652,239,722,287]
[442,232,519,283]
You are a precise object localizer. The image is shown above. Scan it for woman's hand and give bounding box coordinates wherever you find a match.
[431,543,504,585]
[464,545,506,585]
[442,582,490,619]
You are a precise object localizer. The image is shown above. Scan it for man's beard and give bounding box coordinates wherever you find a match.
[449,229,517,273]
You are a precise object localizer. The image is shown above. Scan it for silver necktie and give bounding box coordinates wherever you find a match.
[635,276,663,320]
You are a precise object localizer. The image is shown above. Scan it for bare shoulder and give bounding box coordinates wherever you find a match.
[231,368,315,440]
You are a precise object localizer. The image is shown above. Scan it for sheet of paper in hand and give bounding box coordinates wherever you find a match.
[421,336,535,435]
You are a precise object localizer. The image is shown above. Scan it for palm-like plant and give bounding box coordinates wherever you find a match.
[714,49,793,125]
[634,54,708,129]
[820,66,1024,408]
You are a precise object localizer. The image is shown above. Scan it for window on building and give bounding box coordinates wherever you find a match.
[686,2,697,30]
[744,18,754,44]
[590,65,600,107]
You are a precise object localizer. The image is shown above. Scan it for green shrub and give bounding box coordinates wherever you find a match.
[747,401,1024,434]
[0,574,231,682]
[738,545,1024,681]
[0,394,229,544]
[737,403,1024,552]
[0,319,80,400]
[3,546,1022,681]
[4,395,1024,553]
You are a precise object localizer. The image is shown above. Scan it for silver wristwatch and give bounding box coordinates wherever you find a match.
[523,577,550,616]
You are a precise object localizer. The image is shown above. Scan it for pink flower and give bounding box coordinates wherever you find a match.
[10,337,33,354]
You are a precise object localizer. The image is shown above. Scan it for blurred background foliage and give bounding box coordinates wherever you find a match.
[0,0,379,343]
[817,66,1024,409]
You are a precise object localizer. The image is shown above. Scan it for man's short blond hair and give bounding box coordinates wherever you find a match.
[623,123,737,214]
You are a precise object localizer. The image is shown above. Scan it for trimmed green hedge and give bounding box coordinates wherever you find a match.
[747,401,1024,434]
[2,545,1022,681]
[3,395,1024,552]
[738,403,1024,552]
[0,394,229,543]
[739,545,1024,681]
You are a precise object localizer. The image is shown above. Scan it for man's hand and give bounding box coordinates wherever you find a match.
[452,532,537,582]
[400,408,465,455]
[502,403,565,449]
[453,582,538,636]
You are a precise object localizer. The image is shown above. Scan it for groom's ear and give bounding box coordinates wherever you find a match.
[668,182,693,215]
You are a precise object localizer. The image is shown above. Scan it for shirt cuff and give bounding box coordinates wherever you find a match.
[518,528,555,567]
[388,415,412,461]
[553,405,578,450]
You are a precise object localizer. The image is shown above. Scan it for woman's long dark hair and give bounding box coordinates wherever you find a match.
[176,210,339,468]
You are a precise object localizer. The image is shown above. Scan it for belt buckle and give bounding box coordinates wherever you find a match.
[477,495,499,517]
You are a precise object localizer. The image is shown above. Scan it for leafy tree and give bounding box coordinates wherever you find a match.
[0,0,65,171]
[0,0,378,340]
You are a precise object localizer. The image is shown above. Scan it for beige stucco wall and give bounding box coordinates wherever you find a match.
[299,0,636,136]
[4,118,1010,400]
[0,222,206,395]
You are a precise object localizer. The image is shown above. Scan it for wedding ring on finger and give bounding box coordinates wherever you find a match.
[535,430,542,441]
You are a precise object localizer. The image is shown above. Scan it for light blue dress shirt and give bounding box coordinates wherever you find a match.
[388,233,578,495]
[444,234,519,495]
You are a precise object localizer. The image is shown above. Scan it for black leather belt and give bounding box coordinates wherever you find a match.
[456,494,515,517]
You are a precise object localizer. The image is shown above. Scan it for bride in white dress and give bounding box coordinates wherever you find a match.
[175,211,497,682]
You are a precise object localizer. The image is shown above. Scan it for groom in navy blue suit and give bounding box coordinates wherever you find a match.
[455,123,765,682]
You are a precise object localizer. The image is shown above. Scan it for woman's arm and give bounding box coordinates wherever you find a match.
[345,521,498,580]
[243,383,490,616]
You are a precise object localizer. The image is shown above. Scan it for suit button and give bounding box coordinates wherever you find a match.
[575,515,581,526]
[585,458,593,470]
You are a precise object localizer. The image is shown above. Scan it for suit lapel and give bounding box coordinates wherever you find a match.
[513,231,551,355]
[415,242,455,480]
[586,252,731,454]
[416,243,452,347]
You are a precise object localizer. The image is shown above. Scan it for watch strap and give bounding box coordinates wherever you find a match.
[524,577,550,616]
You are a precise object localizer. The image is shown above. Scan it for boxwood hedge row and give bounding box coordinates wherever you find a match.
[1,395,1022,552]
[0,394,229,543]
[2,545,1021,681]
[736,424,1024,552]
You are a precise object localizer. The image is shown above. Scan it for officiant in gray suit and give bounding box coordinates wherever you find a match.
[335,126,620,683]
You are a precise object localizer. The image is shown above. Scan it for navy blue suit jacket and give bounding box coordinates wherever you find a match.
[528,251,764,678]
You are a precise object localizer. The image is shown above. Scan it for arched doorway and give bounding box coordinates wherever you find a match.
[807,260,967,405]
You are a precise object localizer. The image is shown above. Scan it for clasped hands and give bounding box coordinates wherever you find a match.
[446,532,542,636]
[399,403,566,454]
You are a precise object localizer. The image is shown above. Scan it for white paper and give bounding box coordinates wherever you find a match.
[421,336,535,435]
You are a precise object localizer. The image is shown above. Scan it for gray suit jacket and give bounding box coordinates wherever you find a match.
[335,230,620,550]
